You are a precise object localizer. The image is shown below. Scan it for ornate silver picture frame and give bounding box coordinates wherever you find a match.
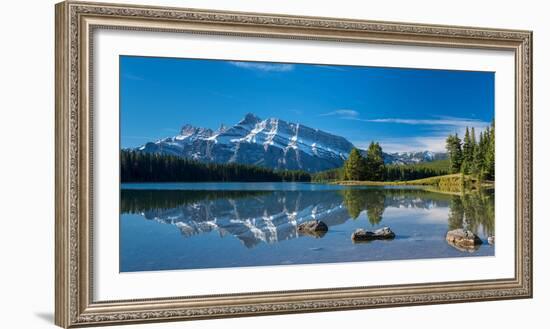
[55,1,532,327]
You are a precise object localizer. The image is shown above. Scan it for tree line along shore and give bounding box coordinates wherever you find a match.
[319,122,495,192]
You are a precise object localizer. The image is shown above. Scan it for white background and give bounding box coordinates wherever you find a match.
[0,0,547,328]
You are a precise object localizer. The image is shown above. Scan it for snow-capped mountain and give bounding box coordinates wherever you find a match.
[138,113,355,172]
[383,151,447,165]
[136,113,446,172]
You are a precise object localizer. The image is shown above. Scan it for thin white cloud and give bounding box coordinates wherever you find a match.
[312,64,349,72]
[355,136,449,153]
[320,109,360,118]
[329,113,491,153]
[354,118,492,153]
[229,61,294,72]
[363,116,489,128]
[123,73,145,81]
[321,112,489,132]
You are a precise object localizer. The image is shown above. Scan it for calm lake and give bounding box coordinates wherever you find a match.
[120,182,494,272]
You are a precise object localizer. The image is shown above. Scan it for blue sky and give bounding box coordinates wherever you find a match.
[120,56,494,152]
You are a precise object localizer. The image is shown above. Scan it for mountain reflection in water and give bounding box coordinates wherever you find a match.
[121,187,494,249]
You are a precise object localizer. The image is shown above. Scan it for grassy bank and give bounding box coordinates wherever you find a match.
[333,173,494,193]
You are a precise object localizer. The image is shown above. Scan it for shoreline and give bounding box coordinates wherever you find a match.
[329,174,495,195]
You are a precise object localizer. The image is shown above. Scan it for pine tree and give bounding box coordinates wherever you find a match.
[485,121,495,180]
[343,148,366,181]
[365,142,385,181]
[462,127,474,174]
[473,131,486,178]
[446,133,463,174]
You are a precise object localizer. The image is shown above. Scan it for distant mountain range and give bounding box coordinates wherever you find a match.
[382,150,447,165]
[136,113,447,172]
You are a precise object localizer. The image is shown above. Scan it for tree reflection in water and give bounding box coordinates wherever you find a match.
[447,189,495,237]
[341,189,385,225]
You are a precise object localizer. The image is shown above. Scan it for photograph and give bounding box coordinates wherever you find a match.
[119,56,496,272]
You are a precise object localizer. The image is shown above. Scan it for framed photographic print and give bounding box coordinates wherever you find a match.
[55,1,533,327]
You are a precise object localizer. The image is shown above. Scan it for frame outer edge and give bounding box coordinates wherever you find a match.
[526,31,533,299]
[55,1,533,326]
[55,1,70,328]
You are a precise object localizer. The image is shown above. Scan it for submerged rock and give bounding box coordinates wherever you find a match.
[297,220,328,238]
[447,243,481,253]
[351,227,395,242]
[446,229,483,252]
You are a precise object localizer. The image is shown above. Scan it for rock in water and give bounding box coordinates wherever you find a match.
[297,220,328,238]
[351,227,395,242]
[446,229,483,252]
[488,235,495,245]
